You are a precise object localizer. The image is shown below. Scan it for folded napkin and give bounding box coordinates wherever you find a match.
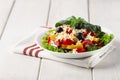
[12,26,114,68]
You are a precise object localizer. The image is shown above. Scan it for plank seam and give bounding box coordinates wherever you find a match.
[46,0,52,26]
[0,0,16,40]
[88,0,94,80]
[37,58,42,80]
[91,68,94,80]
[37,0,52,80]
[87,0,90,22]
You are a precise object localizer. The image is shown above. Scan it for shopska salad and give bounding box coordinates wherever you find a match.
[41,16,114,53]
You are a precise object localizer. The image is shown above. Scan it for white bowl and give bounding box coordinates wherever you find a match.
[35,27,115,58]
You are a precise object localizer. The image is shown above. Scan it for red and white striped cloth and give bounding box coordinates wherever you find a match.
[23,43,43,57]
[12,26,114,68]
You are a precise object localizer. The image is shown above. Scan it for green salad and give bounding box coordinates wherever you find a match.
[41,16,114,53]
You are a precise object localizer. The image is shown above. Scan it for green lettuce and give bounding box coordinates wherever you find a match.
[99,33,114,45]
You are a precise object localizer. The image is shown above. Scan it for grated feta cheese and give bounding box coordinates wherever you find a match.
[50,41,57,47]
[85,32,94,41]
[55,31,74,41]
[74,29,86,33]
[72,49,77,54]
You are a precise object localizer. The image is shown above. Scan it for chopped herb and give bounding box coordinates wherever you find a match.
[87,45,100,51]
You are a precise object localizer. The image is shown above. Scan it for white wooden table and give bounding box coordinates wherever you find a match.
[0,0,120,80]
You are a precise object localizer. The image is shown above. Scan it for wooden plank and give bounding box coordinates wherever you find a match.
[39,59,92,80]
[89,0,120,39]
[0,0,14,38]
[47,0,88,27]
[0,0,50,80]
[39,0,92,80]
[89,0,120,80]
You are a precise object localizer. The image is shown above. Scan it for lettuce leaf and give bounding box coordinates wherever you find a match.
[84,23,101,33]
[55,16,101,33]
[55,16,87,28]
[41,33,65,53]
[99,33,114,45]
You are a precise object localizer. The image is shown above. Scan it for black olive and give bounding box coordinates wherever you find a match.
[75,23,83,29]
[56,27,63,33]
[76,33,84,40]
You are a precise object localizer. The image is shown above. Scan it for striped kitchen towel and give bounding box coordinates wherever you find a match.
[12,26,114,68]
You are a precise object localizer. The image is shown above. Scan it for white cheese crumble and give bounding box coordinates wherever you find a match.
[50,41,57,47]
[72,49,77,54]
[85,32,94,41]
[55,31,74,41]
[76,40,82,44]
[73,29,86,33]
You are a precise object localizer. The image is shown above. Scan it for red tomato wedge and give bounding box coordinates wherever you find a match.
[76,48,86,53]
[47,36,51,44]
[83,31,88,37]
[54,39,61,47]
[92,41,103,47]
[90,32,95,36]
[66,28,72,34]
[62,38,74,45]
[82,40,93,48]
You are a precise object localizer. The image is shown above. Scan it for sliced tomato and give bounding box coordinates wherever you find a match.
[92,41,103,47]
[54,39,61,47]
[76,48,86,53]
[66,28,72,34]
[90,32,95,36]
[47,36,51,44]
[97,43,103,47]
[82,40,93,48]
[62,38,74,45]
[83,30,89,37]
